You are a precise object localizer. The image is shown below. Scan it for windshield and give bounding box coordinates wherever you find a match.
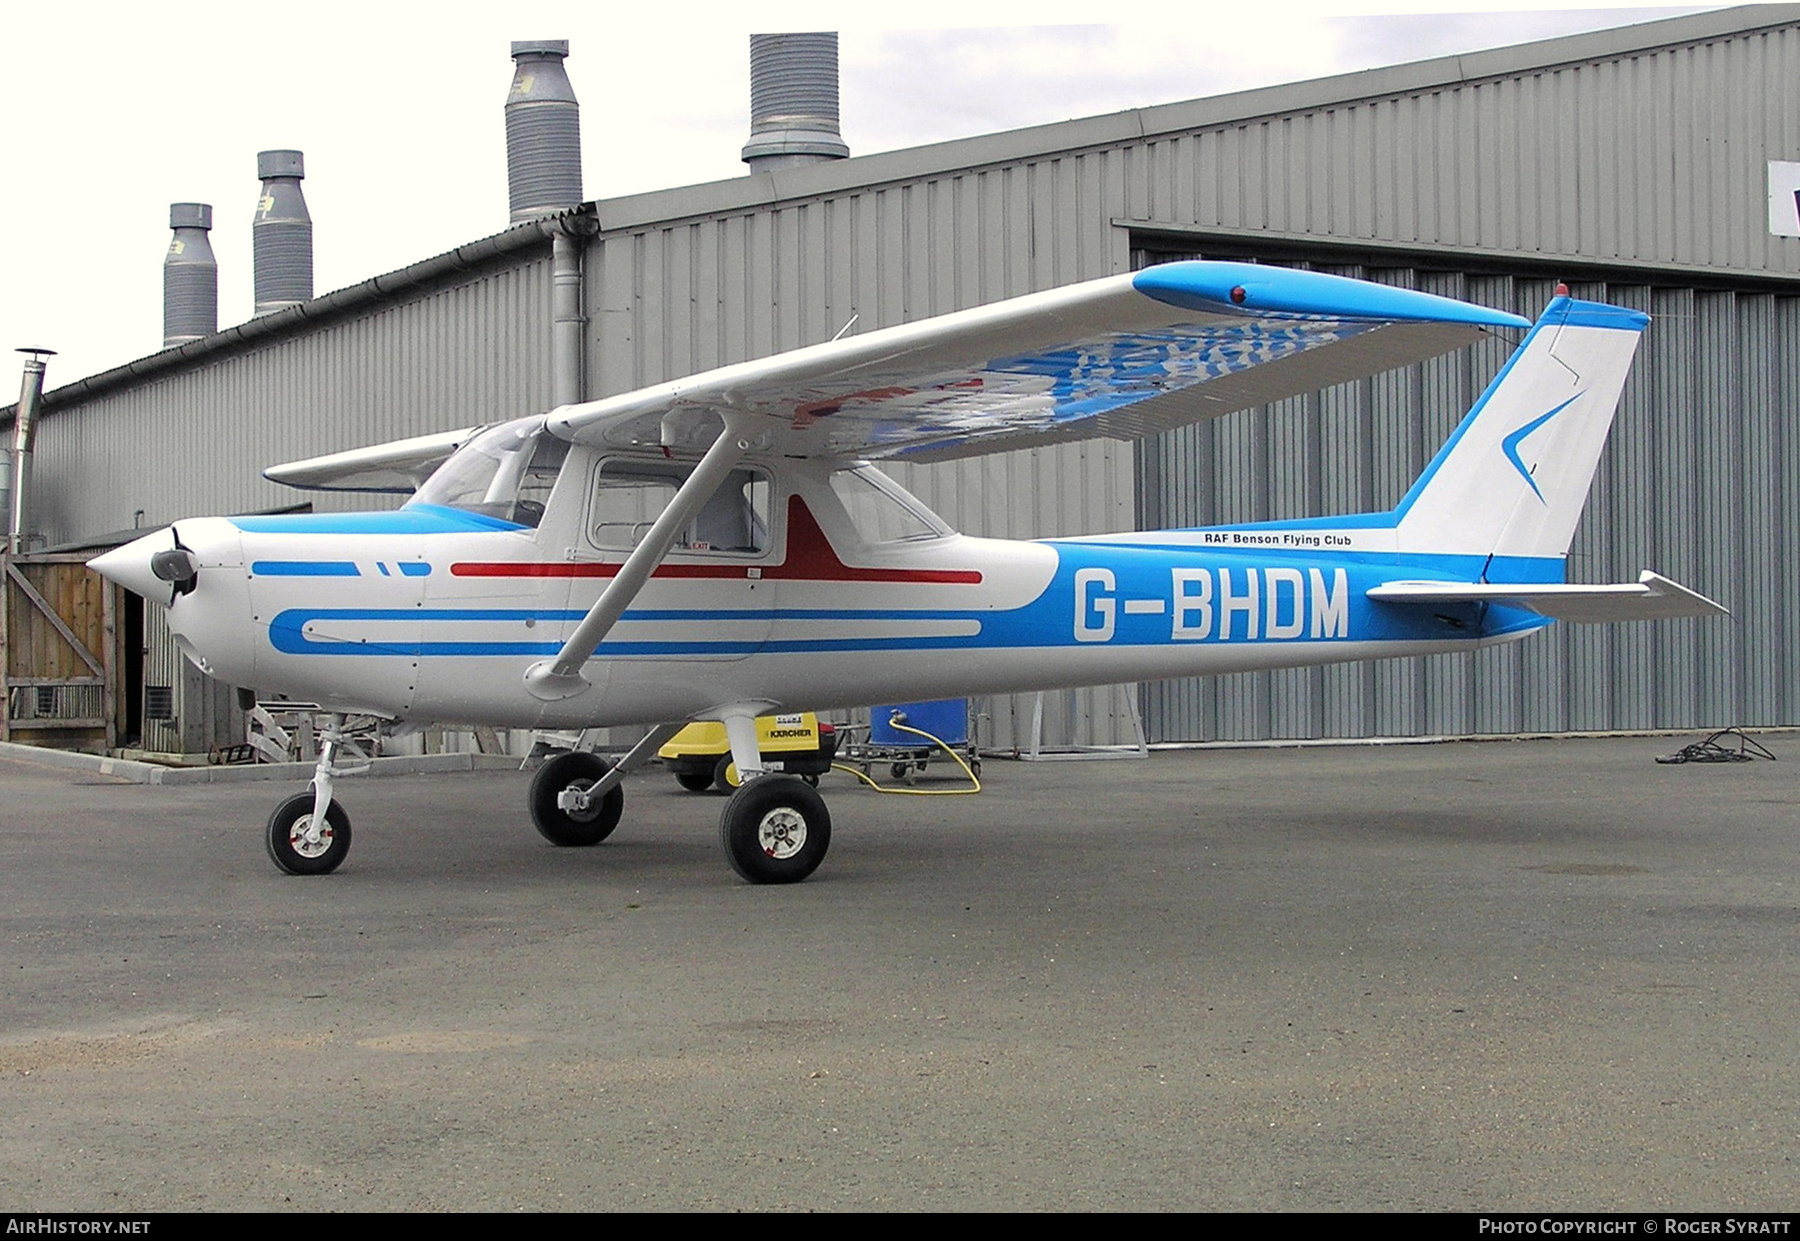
[408,416,567,528]
[829,466,952,543]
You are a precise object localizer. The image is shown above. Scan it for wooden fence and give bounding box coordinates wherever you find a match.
[0,553,118,749]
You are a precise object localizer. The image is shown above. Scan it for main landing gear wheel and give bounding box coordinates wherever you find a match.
[529,751,624,847]
[266,791,351,876]
[719,775,831,885]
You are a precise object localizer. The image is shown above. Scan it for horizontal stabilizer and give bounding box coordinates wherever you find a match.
[264,426,477,493]
[1367,571,1728,623]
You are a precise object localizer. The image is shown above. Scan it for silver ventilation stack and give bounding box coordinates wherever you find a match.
[741,32,849,173]
[10,348,52,556]
[253,149,312,315]
[506,40,583,223]
[163,202,217,346]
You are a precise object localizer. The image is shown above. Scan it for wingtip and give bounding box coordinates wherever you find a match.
[1132,261,1531,329]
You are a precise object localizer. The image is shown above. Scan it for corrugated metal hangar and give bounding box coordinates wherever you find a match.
[8,7,1800,753]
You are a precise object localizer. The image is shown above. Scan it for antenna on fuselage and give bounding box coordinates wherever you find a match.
[830,314,859,342]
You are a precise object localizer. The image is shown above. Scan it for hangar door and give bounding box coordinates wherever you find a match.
[1130,244,1800,743]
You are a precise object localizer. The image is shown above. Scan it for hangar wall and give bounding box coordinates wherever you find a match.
[1133,260,1800,740]
[11,7,1800,749]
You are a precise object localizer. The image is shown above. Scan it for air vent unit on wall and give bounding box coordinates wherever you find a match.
[145,685,174,721]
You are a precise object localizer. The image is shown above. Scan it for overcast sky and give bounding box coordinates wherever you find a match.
[2,2,1706,389]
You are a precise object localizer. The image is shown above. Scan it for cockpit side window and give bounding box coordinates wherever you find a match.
[588,458,771,555]
[828,466,951,544]
[408,417,566,529]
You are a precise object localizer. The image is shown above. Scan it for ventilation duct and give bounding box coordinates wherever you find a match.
[741,32,849,173]
[506,40,583,223]
[10,348,51,555]
[253,149,312,315]
[163,202,217,346]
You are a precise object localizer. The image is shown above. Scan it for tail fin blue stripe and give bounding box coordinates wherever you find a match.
[1500,394,1581,503]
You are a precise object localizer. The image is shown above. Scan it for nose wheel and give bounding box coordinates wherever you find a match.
[719,775,831,884]
[264,714,364,875]
[266,791,351,875]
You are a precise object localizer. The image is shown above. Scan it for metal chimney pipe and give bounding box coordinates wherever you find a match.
[163,202,217,346]
[253,150,312,315]
[741,33,849,173]
[506,40,583,223]
[10,348,53,555]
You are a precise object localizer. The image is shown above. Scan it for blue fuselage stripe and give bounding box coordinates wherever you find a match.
[262,544,1555,658]
[252,561,361,577]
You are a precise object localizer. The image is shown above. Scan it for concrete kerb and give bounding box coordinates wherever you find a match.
[0,741,522,785]
[6,727,1786,786]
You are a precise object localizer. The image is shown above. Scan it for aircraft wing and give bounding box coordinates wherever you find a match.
[264,426,479,493]
[549,262,1532,464]
[1367,572,1729,622]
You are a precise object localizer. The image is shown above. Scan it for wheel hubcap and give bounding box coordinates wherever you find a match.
[757,807,808,859]
[564,780,600,822]
[288,816,333,859]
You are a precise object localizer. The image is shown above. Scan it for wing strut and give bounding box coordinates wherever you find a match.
[524,415,753,701]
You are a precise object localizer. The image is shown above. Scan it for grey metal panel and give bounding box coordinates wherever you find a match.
[1649,287,1701,730]
[1694,291,1740,730]
[1735,294,1776,725]
[1779,298,1800,725]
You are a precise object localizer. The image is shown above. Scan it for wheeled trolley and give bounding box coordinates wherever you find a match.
[845,698,980,783]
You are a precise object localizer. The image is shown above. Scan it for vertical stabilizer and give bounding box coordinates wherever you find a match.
[1391,297,1647,569]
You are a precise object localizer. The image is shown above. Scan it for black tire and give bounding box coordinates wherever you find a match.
[890,762,909,780]
[529,752,623,846]
[801,773,819,788]
[719,776,831,884]
[675,770,715,793]
[713,753,741,793]
[266,790,351,876]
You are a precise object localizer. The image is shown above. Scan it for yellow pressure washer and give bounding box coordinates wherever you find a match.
[658,713,839,792]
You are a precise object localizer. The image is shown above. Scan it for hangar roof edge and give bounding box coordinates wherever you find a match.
[586,5,1799,233]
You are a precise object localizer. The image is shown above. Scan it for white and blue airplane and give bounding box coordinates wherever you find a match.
[90,262,1725,883]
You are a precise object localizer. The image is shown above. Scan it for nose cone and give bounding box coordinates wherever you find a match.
[90,527,178,603]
